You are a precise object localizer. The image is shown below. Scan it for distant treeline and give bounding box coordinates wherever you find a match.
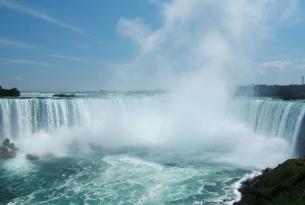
[0,86,20,97]
[236,84,305,100]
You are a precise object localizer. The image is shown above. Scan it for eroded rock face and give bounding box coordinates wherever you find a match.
[235,158,305,205]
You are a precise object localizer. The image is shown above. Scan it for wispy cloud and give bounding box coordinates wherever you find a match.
[0,58,51,66]
[297,64,305,70]
[0,0,84,34]
[48,54,121,67]
[0,36,39,49]
[256,60,291,74]
[48,54,86,62]
[14,76,23,80]
[118,18,152,49]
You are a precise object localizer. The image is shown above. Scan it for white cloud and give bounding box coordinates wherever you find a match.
[0,0,84,34]
[0,36,39,49]
[117,18,153,51]
[0,58,51,66]
[115,0,293,89]
[256,60,291,74]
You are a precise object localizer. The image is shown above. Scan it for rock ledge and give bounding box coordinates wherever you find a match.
[235,158,305,205]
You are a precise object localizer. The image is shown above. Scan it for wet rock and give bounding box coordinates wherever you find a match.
[296,158,305,166]
[0,146,16,159]
[25,154,39,161]
[262,167,272,174]
[0,138,17,159]
[3,138,18,152]
[234,158,305,205]
[2,138,9,147]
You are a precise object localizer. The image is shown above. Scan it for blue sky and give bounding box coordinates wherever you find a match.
[0,0,305,91]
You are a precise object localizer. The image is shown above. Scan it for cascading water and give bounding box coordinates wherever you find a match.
[0,98,79,139]
[0,96,164,140]
[1,96,304,157]
[227,98,305,157]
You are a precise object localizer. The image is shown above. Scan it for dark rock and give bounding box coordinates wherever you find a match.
[0,86,20,97]
[2,138,10,147]
[53,93,75,98]
[235,158,305,205]
[262,167,272,174]
[0,146,9,158]
[7,143,18,152]
[0,146,16,159]
[0,138,17,159]
[296,158,305,166]
[3,138,18,152]
[25,154,39,160]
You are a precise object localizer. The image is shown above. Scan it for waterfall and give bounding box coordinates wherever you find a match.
[1,96,305,157]
[227,98,305,156]
[0,97,162,140]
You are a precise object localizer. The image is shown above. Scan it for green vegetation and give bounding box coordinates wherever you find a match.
[236,85,305,100]
[0,86,20,97]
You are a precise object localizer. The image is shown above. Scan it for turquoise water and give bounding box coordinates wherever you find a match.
[0,148,250,205]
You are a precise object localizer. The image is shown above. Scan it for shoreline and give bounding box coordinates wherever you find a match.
[230,171,262,204]
[234,158,305,205]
